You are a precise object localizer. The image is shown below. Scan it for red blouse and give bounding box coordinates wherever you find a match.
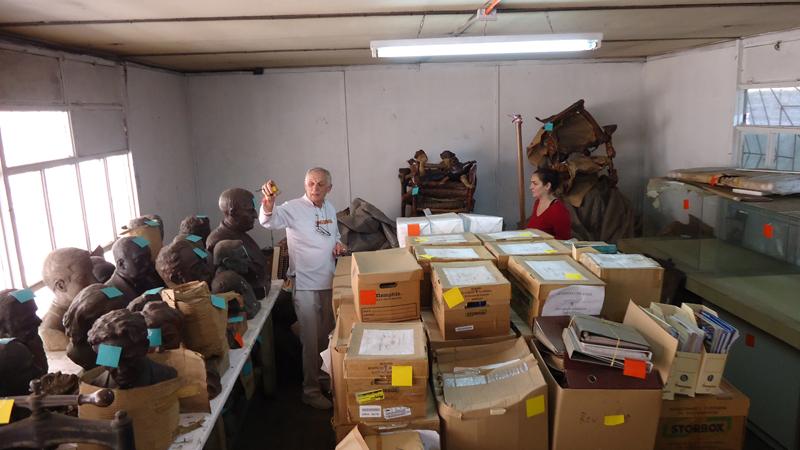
[526,198,572,240]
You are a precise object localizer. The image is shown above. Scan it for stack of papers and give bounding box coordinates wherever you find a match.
[639,305,704,352]
[694,310,739,354]
[562,315,653,373]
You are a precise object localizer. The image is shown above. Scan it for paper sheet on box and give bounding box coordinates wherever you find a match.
[320,347,332,376]
[487,230,536,240]
[358,329,415,356]
[588,253,660,268]
[541,285,604,316]
[416,234,467,244]
[442,266,497,286]
[526,260,586,281]
[424,248,479,259]
[499,242,554,255]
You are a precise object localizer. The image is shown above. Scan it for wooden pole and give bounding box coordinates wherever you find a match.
[512,114,526,228]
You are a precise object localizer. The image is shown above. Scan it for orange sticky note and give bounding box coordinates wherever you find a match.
[683,199,690,210]
[623,359,647,380]
[360,290,377,305]
[234,332,244,348]
[745,334,755,347]
[526,395,545,418]
[709,175,720,186]
[604,414,625,426]
[0,399,13,424]
[392,366,413,387]
[763,223,774,239]
[407,223,421,237]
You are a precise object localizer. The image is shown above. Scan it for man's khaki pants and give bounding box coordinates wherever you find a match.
[293,288,334,396]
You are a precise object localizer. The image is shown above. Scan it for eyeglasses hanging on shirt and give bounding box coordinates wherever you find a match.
[315,209,332,237]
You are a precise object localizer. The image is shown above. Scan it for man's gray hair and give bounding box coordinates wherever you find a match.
[305,167,332,184]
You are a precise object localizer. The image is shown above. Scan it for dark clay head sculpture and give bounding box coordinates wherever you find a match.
[0,339,47,397]
[63,283,129,370]
[87,309,177,389]
[219,188,257,233]
[213,239,249,274]
[0,289,47,373]
[155,240,213,287]
[128,214,164,240]
[126,289,164,313]
[141,301,183,351]
[107,237,162,300]
[179,216,211,242]
[41,248,98,336]
[91,256,116,283]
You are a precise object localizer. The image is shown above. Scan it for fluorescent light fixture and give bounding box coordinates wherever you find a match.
[371,33,602,58]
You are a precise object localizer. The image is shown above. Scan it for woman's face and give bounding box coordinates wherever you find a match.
[530,174,550,199]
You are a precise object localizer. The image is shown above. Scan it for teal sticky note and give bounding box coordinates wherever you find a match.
[256,335,263,344]
[544,122,554,131]
[411,186,420,196]
[210,295,226,310]
[96,343,122,368]
[185,234,202,243]
[10,288,34,303]
[144,219,160,227]
[147,328,162,347]
[0,338,15,345]
[228,315,244,324]
[252,197,260,209]
[144,287,164,296]
[242,360,253,376]
[196,214,207,219]
[101,286,124,299]
[193,248,209,259]
[131,237,149,248]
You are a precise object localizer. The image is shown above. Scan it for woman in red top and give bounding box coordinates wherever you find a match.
[526,168,572,240]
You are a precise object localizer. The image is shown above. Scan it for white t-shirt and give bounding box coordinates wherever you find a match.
[259,194,340,290]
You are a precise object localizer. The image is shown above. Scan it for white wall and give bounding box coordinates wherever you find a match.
[188,60,646,232]
[126,65,196,242]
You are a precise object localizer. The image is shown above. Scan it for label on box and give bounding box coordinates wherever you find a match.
[526,260,586,281]
[443,265,497,286]
[424,247,479,259]
[415,234,467,244]
[455,325,475,332]
[391,365,413,387]
[526,395,545,418]
[383,406,412,420]
[588,253,659,268]
[358,329,415,356]
[359,405,382,419]
[499,242,555,255]
[488,230,535,240]
[356,389,385,404]
[541,285,604,316]
[443,288,465,308]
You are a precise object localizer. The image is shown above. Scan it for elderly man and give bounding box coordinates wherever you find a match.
[259,167,346,409]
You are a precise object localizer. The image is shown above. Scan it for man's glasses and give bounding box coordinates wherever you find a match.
[315,211,331,236]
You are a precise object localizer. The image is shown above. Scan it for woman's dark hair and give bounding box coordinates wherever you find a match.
[534,168,561,192]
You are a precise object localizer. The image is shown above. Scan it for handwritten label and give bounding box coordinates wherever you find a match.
[96,343,122,368]
[443,288,465,309]
[392,366,413,387]
[147,328,162,347]
[360,290,377,305]
[604,414,625,426]
[100,286,124,299]
[623,359,647,379]
[526,395,545,418]
[10,288,34,303]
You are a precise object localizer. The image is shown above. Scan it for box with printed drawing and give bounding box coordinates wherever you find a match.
[507,255,605,327]
[579,252,665,322]
[430,261,511,340]
[406,232,483,251]
[414,245,496,308]
[351,248,423,322]
[485,239,571,270]
[680,303,738,395]
[475,228,553,244]
[344,322,428,422]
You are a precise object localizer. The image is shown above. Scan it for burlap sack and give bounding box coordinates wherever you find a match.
[148,348,209,413]
[78,367,182,450]
[120,225,163,263]
[161,281,228,360]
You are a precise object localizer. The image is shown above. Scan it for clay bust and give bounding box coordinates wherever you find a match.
[211,240,261,318]
[439,150,476,188]
[140,301,184,351]
[41,248,99,351]
[155,240,213,287]
[0,339,47,397]
[91,256,116,283]
[106,237,164,301]
[0,289,48,396]
[126,290,164,313]
[206,188,267,298]
[174,215,212,247]
[63,283,129,370]
[88,309,177,389]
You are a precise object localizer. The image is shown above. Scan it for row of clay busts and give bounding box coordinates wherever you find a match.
[0,188,268,396]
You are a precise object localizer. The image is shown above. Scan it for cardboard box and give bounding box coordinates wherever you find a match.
[331,304,357,423]
[475,228,553,243]
[344,322,428,422]
[507,255,605,327]
[431,261,511,340]
[336,425,425,450]
[509,307,534,338]
[485,239,571,270]
[655,380,749,450]
[396,213,465,248]
[406,232,482,251]
[433,338,549,450]
[333,287,355,314]
[459,213,503,233]
[333,275,352,289]
[623,301,702,400]
[351,248,423,322]
[414,245,496,308]
[580,253,664,322]
[336,256,353,277]
[568,241,617,261]
[680,303,730,395]
[530,341,663,450]
[421,309,517,351]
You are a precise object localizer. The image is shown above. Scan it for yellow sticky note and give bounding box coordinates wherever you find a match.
[0,399,13,424]
[392,365,413,387]
[604,414,625,426]
[420,254,434,260]
[519,231,534,237]
[443,288,465,309]
[526,395,545,418]
[565,272,584,280]
[544,249,557,254]
[416,237,429,243]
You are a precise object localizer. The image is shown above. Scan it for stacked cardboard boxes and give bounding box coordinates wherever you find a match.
[333,256,355,314]
[351,248,423,322]
[580,253,664,321]
[421,310,516,351]
[413,245,496,308]
[484,239,571,270]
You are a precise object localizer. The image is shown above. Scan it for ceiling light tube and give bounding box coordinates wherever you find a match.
[371,33,602,58]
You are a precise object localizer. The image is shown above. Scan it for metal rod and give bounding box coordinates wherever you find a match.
[512,114,526,228]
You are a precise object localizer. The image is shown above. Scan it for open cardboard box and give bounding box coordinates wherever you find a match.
[351,248,423,322]
[484,239,571,270]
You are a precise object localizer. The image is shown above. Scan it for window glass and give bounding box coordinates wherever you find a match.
[106,154,136,230]
[0,111,74,167]
[744,87,800,127]
[79,159,115,248]
[740,133,769,169]
[45,164,87,249]
[8,171,53,284]
[776,134,800,171]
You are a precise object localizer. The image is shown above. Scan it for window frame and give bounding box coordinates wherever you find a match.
[735,83,800,173]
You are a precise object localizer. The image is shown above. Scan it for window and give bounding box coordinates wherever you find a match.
[0,111,138,295]
[736,86,800,171]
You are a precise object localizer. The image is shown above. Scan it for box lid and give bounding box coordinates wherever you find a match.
[415,245,494,263]
[509,255,604,286]
[477,228,553,242]
[486,239,571,257]
[407,232,481,247]
[353,248,423,283]
[431,261,509,290]
[345,322,428,376]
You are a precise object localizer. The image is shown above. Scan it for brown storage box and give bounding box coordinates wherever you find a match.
[422,310,516,351]
[336,425,425,450]
[414,245,496,309]
[351,248,423,322]
[161,281,228,362]
[433,338,549,450]
[580,253,664,321]
[484,239,571,270]
[331,304,357,424]
[344,322,428,422]
[406,232,483,251]
[475,228,553,243]
[431,261,511,340]
[336,255,353,277]
[333,286,355,314]
[655,380,749,450]
[507,255,605,327]
[530,341,663,450]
